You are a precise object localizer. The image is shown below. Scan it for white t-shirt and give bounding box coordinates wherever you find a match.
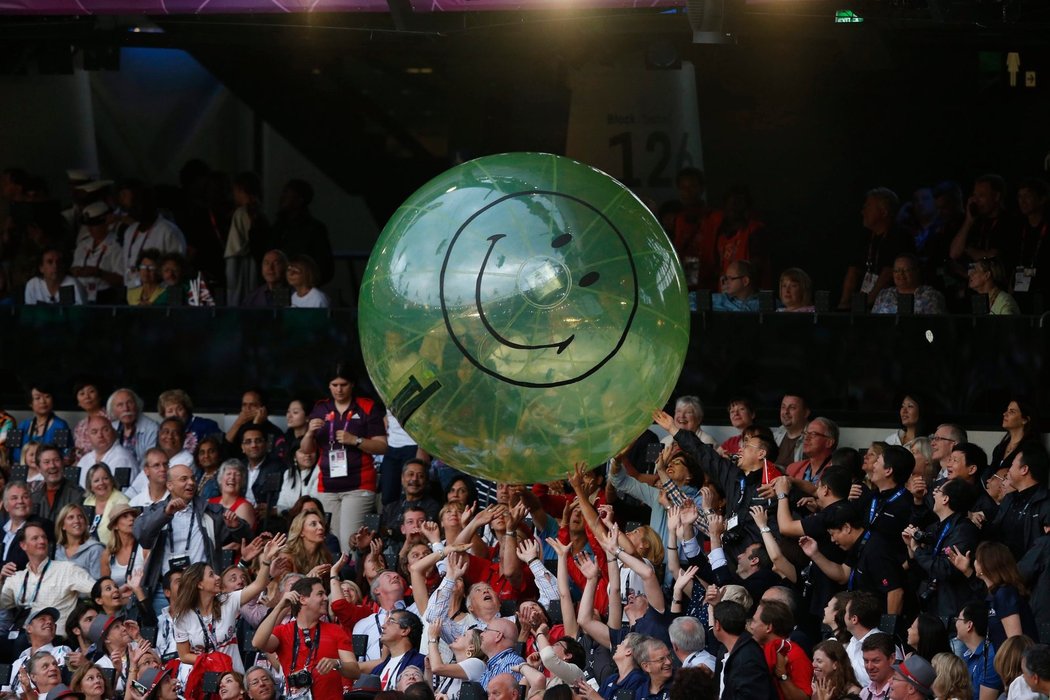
[291,288,329,308]
[385,411,416,449]
[173,589,246,673]
[77,443,139,489]
[24,276,85,305]
[129,487,167,508]
[435,657,487,700]
[71,233,125,301]
[1007,674,1047,700]
[122,217,187,288]
[128,450,192,498]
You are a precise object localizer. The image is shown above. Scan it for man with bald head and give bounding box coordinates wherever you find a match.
[487,674,520,700]
[75,414,138,490]
[479,617,525,689]
[134,462,252,613]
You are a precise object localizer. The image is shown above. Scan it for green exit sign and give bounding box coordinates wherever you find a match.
[835,9,864,23]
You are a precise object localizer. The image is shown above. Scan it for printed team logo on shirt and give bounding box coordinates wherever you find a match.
[881,579,889,587]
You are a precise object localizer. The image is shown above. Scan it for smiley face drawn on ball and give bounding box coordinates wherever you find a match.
[439,190,639,388]
[476,232,601,355]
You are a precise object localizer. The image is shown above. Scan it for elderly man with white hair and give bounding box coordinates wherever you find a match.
[669,616,716,671]
[108,388,159,464]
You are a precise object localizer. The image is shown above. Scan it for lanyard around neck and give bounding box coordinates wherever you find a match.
[21,559,52,606]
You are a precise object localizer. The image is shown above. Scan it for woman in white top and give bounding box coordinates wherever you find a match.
[884,393,927,447]
[426,624,488,700]
[101,504,147,587]
[275,447,320,515]
[24,247,85,305]
[287,255,329,308]
[171,535,285,674]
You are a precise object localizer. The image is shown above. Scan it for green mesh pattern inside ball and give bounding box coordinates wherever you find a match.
[358,152,690,483]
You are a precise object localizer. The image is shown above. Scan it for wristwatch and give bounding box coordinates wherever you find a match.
[759,526,772,534]
[354,436,364,447]
[778,673,788,682]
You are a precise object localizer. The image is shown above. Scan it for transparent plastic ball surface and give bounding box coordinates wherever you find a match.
[359,153,690,483]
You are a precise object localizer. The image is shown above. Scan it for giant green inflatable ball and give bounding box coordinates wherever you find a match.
[358,153,690,484]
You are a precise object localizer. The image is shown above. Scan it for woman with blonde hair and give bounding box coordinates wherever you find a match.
[54,503,104,578]
[777,267,815,312]
[101,503,148,586]
[967,257,1019,315]
[82,462,130,546]
[992,635,1038,700]
[930,652,972,700]
[284,509,333,576]
[426,624,489,699]
[287,254,329,308]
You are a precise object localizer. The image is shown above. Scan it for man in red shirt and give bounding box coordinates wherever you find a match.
[252,577,358,699]
[749,600,813,700]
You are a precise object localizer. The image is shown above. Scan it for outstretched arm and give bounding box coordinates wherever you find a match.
[600,525,665,613]
[546,536,579,639]
[239,534,285,604]
[751,506,795,582]
[575,554,610,648]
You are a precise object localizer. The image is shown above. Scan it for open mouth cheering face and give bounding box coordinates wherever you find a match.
[440,189,638,388]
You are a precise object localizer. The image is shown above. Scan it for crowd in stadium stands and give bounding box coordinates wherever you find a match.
[0,163,333,309]
[2,162,1050,700]
[0,368,1049,700]
[662,169,1049,315]
[2,163,1050,314]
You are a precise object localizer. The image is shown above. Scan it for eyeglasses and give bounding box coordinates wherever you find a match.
[988,473,1009,484]
[720,275,745,283]
[644,654,672,666]
[138,264,155,271]
[928,435,955,444]
[892,268,916,274]
[802,430,832,439]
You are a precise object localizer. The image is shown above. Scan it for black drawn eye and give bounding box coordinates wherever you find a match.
[579,271,600,287]
[551,233,573,249]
